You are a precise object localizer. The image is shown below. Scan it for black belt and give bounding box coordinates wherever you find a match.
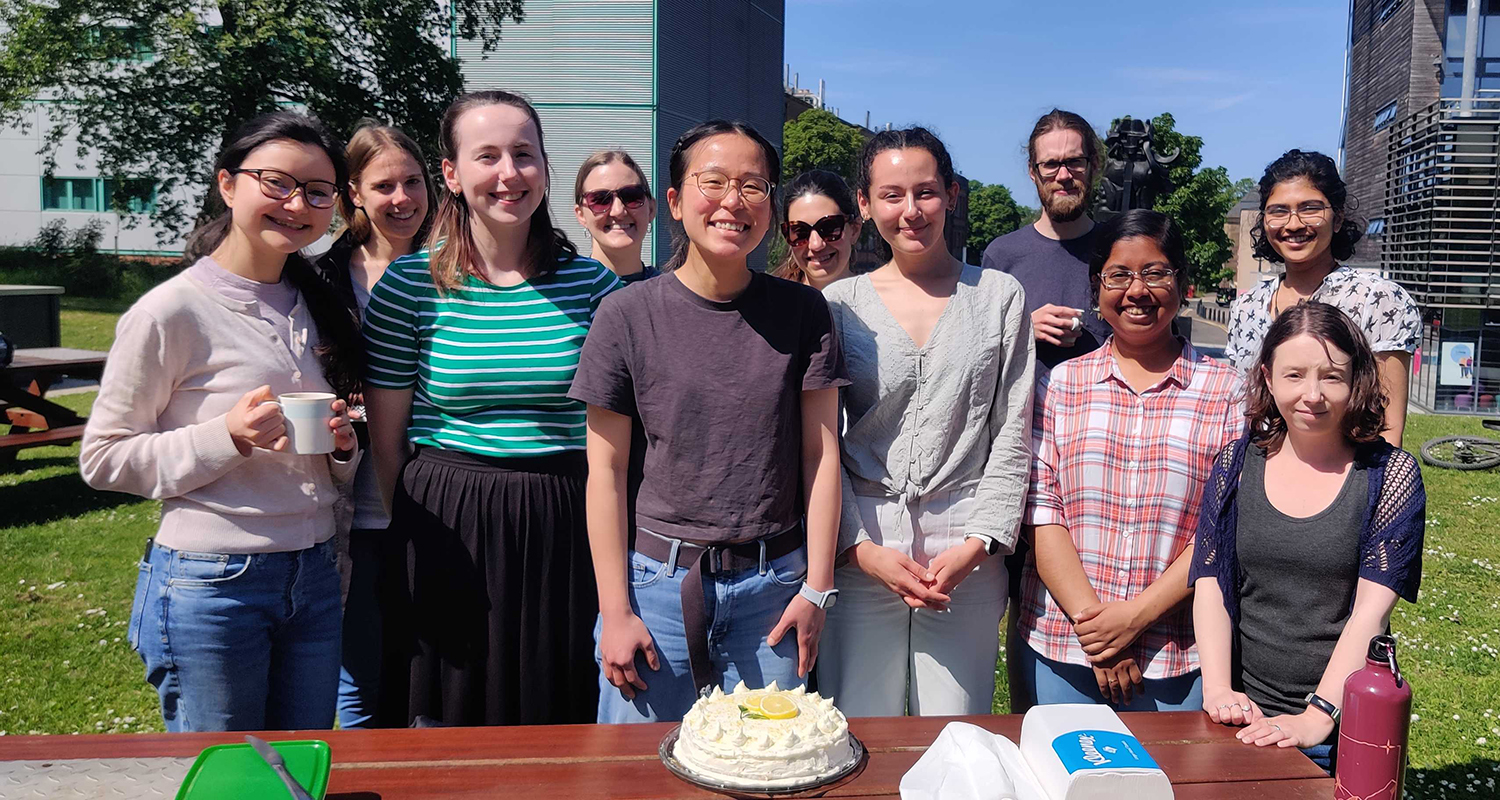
[631,524,805,692]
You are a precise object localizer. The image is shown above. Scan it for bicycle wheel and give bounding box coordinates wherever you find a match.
[1420,435,1500,470]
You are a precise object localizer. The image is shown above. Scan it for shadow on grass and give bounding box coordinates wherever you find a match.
[0,472,140,528]
[1407,759,1500,798]
[1,456,80,474]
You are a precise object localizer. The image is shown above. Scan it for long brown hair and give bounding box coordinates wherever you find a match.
[183,111,364,398]
[427,90,577,291]
[337,122,435,250]
[1246,301,1387,449]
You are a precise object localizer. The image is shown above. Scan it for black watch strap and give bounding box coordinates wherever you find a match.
[1305,692,1341,723]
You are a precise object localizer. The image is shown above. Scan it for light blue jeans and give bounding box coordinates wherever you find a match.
[1016,640,1203,712]
[129,538,343,732]
[595,544,807,723]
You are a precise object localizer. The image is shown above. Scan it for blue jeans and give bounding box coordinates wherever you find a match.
[337,530,384,729]
[596,543,806,723]
[1016,641,1203,712]
[129,538,343,732]
[1300,743,1334,775]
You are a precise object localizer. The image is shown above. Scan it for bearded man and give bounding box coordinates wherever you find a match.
[982,109,1109,368]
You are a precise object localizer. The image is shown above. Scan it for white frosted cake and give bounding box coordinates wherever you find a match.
[671,680,857,788]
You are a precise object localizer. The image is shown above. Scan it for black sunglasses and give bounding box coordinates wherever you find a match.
[782,214,850,248]
[580,185,650,213]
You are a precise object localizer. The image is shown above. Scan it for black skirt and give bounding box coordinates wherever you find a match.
[379,446,598,726]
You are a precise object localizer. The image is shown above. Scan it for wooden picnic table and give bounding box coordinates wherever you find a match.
[0,712,1333,798]
[0,347,108,461]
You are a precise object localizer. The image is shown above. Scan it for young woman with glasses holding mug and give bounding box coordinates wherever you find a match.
[1225,150,1420,446]
[570,120,847,723]
[81,112,360,731]
[818,127,1034,716]
[574,149,659,283]
[773,169,863,290]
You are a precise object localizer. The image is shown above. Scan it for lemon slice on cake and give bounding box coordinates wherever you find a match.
[758,694,799,720]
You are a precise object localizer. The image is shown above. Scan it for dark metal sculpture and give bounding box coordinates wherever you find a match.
[1095,116,1179,223]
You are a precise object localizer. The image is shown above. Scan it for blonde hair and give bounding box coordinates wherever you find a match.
[427,90,577,291]
[337,122,435,249]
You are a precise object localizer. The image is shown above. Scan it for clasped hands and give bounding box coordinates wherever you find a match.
[1073,597,1148,705]
[848,538,992,612]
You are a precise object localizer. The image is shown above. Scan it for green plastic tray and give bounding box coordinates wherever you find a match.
[175,739,330,800]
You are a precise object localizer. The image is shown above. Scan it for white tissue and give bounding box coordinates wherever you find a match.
[1019,705,1173,800]
[899,722,1049,800]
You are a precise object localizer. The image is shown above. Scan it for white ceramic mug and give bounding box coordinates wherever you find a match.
[259,391,337,455]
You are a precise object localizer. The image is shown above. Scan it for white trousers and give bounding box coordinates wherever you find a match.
[819,487,1007,717]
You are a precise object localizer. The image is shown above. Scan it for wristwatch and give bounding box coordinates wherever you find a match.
[1305,692,1341,723]
[799,583,840,609]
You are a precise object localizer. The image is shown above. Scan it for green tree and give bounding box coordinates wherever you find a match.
[782,108,865,185]
[0,0,526,241]
[964,180,1030,265]
[1106,113,1249,291]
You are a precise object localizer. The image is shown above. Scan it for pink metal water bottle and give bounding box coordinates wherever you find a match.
[1335,634,1412,800]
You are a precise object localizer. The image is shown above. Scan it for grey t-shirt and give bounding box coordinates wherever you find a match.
[569,271,848,544]
[981,224,1109,369]
[1235,444,1367,730]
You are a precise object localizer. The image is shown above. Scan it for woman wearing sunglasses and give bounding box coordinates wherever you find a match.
[818,127,1034,717]
[570,120,846,723]
[574,149,659,283]
[1225,150,1419,446]
[773,169,862,290]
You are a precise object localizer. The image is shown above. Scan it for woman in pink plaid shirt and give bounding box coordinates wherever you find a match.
[1017,209,1246,711]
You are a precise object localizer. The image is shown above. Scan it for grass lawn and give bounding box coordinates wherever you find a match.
[59,297,133,352]
[1,391,1496,795]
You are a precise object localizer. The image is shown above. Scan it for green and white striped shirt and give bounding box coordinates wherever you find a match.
[362,251,622,457]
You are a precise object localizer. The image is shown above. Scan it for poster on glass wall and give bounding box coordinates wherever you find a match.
[1440,342,1476,386]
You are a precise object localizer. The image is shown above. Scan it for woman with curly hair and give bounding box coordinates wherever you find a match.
[1192,301,1425,774]
[1225,150,1420,445]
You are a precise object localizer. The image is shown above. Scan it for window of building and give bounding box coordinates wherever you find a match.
[1374,100,1399,130]
[41,177,157,213]
[41,178,100,211]
[1367,218,1386,236]
[1377,0,1402,23]
[103,178,157,214]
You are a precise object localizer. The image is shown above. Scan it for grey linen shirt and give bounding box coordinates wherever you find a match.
[823,265,1036,558]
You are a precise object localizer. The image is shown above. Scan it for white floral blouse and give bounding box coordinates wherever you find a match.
[1225,266,1422,372]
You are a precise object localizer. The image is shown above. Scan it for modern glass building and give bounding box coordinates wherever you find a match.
[1345,0,1500,412]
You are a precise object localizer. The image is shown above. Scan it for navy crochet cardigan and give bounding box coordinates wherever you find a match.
[1188,435,1426,627]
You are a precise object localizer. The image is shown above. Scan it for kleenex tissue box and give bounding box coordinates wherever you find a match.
[1018,704,1173,800]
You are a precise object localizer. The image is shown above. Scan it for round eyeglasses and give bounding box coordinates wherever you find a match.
[1099,267,1177,291]
[691,171,772,204]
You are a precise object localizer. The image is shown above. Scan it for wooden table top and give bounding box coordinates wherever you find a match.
[6,347,108,372]
[0,712,1333,799]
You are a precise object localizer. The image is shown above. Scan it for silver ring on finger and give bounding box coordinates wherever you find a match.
[1241,704,1252,712]
[1271,724,1281,732]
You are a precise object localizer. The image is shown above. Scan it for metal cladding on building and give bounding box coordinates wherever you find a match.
[1343,0,1500,413]
[463,0,786,269]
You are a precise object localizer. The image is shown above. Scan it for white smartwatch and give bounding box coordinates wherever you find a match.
[799,582,839,609]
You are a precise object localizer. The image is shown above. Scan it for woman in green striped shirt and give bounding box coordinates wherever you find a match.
[363,90,621,727]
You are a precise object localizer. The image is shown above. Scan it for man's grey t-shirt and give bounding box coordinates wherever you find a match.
[569,271,848,544]
[981,224,1108,369]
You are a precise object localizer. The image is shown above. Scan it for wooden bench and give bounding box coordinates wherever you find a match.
[0,424,86,461]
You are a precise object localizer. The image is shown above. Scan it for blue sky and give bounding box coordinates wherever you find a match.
[784,0,1348,203]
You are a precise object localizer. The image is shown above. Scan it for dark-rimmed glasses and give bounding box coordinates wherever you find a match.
[580,185,650,214]
[1034,158,1090,178]
[1264,202,1329,229]
[1099,267,1176,290]
[692,171,772,204]
[231,168,339,209]
[782,214,850,248]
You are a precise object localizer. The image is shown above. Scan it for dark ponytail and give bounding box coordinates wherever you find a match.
[184,111,365,398]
